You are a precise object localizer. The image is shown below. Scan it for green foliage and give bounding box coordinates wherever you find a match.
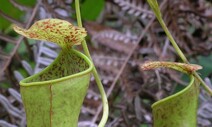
[15,0,36,5]
[2,42,14,53]
[191,54,212,78]
[80,0,105,21]
[0,0,35,30]
[140,124,148,127]
[0,0,21,29]
[0,82,12,89]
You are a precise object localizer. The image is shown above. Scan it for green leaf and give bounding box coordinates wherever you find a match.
[20,49,93,127]
[13,19,87,48]
[0,0,22,30]
[80,0,105,21]
[191,54,212,78]
[141,61,201,127]
[0,0,36,30]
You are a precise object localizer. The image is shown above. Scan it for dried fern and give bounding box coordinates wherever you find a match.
[85,22,138,54]
[114,0,153,19]
[161,0,212,55]
[198,77,212,127]
[0,88,25,127]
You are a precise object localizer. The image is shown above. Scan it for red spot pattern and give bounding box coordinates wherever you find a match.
[29,33,38,38]
[45,25,53,29]
[14,19,87,47]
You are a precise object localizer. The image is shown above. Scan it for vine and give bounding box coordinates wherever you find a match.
[75,0,109,127]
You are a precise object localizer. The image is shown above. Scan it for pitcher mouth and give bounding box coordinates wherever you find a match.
[20,49,93,86]
[151,75,194,108]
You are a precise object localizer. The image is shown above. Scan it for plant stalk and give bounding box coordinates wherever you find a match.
[158,15,212,96]
[147,0,212,96]
[75,0,109,127]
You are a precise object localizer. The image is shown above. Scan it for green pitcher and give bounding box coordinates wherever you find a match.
[13,18,94,127]
[20,49,93,127]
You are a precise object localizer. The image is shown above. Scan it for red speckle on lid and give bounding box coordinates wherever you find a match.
[29,33,38,38]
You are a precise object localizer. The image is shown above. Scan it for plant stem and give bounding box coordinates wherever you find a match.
[75,0,109,127]
[147,0,212,96]
[159,20,188,63]
[159,16,212,96]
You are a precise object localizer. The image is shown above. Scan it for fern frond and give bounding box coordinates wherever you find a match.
[114,0,153,19]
